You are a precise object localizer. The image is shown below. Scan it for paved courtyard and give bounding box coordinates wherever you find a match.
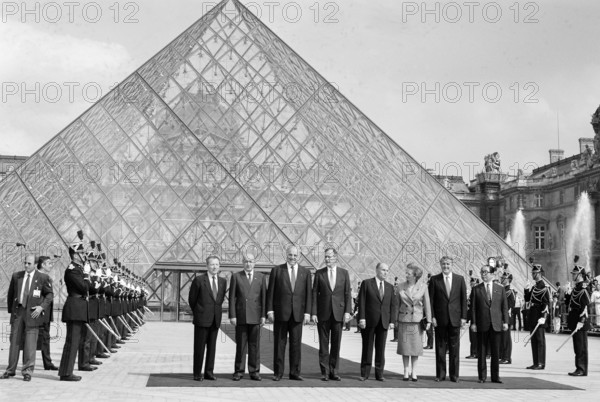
[0,312,598,401]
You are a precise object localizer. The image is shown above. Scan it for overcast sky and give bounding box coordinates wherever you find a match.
[1,0,599,181]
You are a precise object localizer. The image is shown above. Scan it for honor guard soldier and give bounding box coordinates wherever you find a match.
[78,241,100,371]
[58,233,90,381]
[567,258,591,376]
[500,271,515,364]
[524,264,550,370]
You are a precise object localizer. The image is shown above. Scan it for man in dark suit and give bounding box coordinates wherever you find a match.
[58,241,90,381]
[229,253,267,381]
[311,247,352,381]
[188,255,227,381]
[1,254,53,381]
[470,265,509,383]
[266,245,312,381]
[357,262,398,381]
[36,256,59,371]
[428,256,467,382]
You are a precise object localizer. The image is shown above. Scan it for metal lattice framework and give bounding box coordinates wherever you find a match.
[0,0,530,300]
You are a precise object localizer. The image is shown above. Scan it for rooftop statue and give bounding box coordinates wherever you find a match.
[484,152,501,173]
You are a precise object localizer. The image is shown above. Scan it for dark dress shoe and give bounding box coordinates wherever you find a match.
[424,346,433,349]
[532,364,545,370]
[250,374,262,381]
[526,364,536,369]
[89,360,102,365]
[23,374,31,382]
[499,359,510,364]
[450,377,459,383]
[272,375,282,381]
[109,349,118,353]
[111,345,121,349]
[232,373,242,381]
[390,339,398,342]
[321,375,329,381]
[204,374,216,381]
[403,376,410,381]
[434,377,445,382]
[60,375,82,381]
[376,377,385,382]
[1,372,15,379]
[79,366,97,371]
[96,353,110,359]
[411,376,418,382]
[45,365,59,371]
[492,379,503,384]
[289,375,304,381]
[568,371,586,376]
[478,379,486,383]
[116,340,126,344]
[465,355,477,359]
[329,374,341,381]
[193,376,203,381]
[359,376,368,381]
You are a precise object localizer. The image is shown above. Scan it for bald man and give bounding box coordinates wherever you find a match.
[358,263,397,381]
[229,254,267,381]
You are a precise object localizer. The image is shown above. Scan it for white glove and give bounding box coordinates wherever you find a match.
[83,262,91,274]
[537,317,546,325]
[576,322,584,331]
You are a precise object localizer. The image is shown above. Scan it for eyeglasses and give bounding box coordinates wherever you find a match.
[480,270,490,274]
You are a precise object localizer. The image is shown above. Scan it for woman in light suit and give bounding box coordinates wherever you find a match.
[396,263,432,381]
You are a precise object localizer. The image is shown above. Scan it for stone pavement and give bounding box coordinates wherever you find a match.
[0,313,598,401]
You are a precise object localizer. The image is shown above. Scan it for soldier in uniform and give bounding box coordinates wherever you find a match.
[567,261,591,376]
[78,242,101,371]
[58,235,90,381]
[500,272,515,364]
[524,264,550,370]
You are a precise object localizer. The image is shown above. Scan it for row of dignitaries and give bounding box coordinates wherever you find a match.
[189,246,357,382]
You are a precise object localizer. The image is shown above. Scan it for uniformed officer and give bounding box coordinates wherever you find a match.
[58,234,90,382]
[567,259,590,376]
[500,271,515,364]
[78,241,100,371]
[524,264,550,370]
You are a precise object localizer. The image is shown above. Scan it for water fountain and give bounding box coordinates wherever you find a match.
[506,209,527,259]
[566,191,594,275]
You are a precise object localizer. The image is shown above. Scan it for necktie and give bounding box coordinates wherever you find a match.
[486,283,492,302]
[445,275,451,296]
[247,273,252,284]
[212,275,218,299]
[379,280,384,299]
[291,266,296,291]
[329,268,334,289]
[21,273,31,305]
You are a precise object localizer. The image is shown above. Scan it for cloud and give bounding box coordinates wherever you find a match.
[0,22,136,155]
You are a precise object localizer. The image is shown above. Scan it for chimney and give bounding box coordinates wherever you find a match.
[579,138,594,153]
[549,149,564,164]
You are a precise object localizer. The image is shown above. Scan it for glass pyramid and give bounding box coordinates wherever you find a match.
[0,0,530,299]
